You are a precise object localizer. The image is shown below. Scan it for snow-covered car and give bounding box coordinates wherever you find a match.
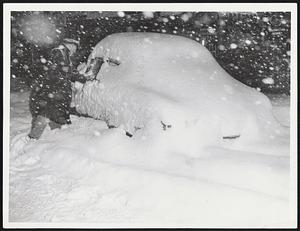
[73,32,287,155]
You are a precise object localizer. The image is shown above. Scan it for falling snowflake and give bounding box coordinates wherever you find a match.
[170,15,175,20]
[262,77,275,85]
[230,43,238,49]
[207,27,216,34]
[162,18,169,23]
[219,20,226,26]
[40,57,47,63]
[181,13,192,22]
[245,39,251,45]
[48,93,54,98]
[218,45,226,51]
[262,17,269,22]
[117,11,125,17]
[281,19,287,24]
[143,12,154,18]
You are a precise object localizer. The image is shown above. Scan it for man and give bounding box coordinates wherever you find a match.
[28,38,87,140]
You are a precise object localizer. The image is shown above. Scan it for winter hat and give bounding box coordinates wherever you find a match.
[63,38,80,48]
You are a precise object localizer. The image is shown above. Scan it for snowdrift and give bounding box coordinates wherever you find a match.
[74,32,287,156]
[9,85,291,225]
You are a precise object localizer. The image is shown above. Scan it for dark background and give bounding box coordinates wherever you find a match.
[10,11,291,94]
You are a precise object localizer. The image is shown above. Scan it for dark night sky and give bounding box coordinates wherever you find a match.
[11,11,291,94]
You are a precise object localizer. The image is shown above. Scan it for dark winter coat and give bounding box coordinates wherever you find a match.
[29,44,86,124]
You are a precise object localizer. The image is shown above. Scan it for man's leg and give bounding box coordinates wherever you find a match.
[48,120,62,130]
[28,115,48,140]
[49,114,71,130]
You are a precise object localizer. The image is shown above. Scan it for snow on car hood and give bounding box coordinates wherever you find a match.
[73,32,288,156]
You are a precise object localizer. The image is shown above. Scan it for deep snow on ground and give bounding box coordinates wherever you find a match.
[8,90,291,227]
[8,33,291,228]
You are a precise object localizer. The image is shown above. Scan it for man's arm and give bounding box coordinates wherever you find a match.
[47,49,69,75]
[84,57,104,80]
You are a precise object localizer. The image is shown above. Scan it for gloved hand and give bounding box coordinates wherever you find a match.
[84,57,104,80]
[77,62,87,74]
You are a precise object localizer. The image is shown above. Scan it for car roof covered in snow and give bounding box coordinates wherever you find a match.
[88,32,214,64]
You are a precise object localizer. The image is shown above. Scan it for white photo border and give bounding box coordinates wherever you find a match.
[3,3,298,228]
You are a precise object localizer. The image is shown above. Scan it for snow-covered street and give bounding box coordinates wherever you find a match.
[8,91,291,227]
